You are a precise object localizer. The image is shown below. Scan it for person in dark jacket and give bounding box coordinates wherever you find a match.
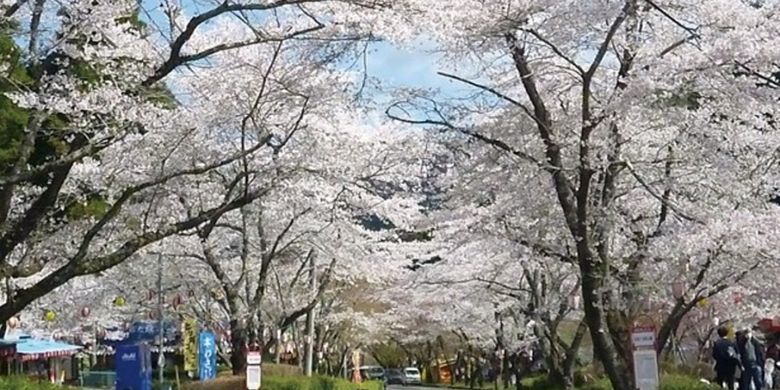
[738,328,765,390]
[712,327,740,389]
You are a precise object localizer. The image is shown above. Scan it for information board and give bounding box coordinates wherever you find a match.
[246,351,262,390]
[633,349,659,390]
[631,324,659,390]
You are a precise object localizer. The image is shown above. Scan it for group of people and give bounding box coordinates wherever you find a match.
[712,327,780,390]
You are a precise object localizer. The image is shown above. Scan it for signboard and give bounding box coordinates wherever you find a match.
[631,326,656,349]
[633,350,659,390]
[246,352,262,390]
[631,324,659,390]
[128,321,179,343]
[198,331,217,381]
[182,318,198,372]
[115,343,152,390]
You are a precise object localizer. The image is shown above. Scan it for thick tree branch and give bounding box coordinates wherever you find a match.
[251,207,313,309]
[2,0,29,17]
[521,29,584,75]
[0,138,114,187]
[0,185,271,323]
[386,101,541,167]
[142,0,322,86]
[69,141,268,265]
[278,257,337,330]
[624,159,702,224]
[0,165,72,266]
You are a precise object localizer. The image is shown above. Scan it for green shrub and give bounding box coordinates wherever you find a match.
[519,374,554,390]
[0,376,63,390]
[573,377,610,390]
[183,373,381,390]
[263,363,305,377]
[573,365,603,387]
[660,374,720,390]
[519,372,719,390]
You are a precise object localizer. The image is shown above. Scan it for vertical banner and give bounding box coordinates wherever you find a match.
[183,318,198,372]
[198,331,217,381]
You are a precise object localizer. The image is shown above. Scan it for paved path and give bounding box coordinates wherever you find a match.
[387,385,435,390]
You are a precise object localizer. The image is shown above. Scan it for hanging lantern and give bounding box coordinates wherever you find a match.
[80,307,91,318]
[98,329,107,339]
[6,316,19,329]
[113,296,126,307]
[171,294,184,309]
[147,290,155,301]
[43,310,56,322]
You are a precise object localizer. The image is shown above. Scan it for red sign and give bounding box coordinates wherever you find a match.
[631,325,656,350]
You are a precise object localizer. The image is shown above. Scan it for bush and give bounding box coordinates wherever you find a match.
[519,372,719,390]
[573,365,603,387]
[183,373,381,390]
[0,377,62,390]
[660,374,721,390]
[264,363,305,377]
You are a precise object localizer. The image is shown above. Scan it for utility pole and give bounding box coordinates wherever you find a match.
[157,253,165,386]
[303,252,316,376]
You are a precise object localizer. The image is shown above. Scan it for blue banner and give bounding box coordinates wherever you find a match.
[127,321,179,344]
[198,331,217,381]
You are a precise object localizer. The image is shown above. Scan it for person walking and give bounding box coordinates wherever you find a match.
[713,327,740,389]
[738,328,765,390]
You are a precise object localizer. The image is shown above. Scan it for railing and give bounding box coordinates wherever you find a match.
[81,370,116,388]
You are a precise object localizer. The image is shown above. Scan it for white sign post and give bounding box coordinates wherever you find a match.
[631,325,659,390]
[246,352,262,390]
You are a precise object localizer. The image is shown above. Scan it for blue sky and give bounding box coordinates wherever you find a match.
[365,41,452,92]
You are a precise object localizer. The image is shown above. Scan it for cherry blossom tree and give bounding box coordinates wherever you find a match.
[0,0,396,329]
[379,1,780,388]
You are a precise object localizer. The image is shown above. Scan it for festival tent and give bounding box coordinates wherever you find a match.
[0,333,82,383]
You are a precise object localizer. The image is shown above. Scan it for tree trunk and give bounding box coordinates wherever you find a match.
[548,320,587,390]
[230,319,247,375]
[579,257,632,390]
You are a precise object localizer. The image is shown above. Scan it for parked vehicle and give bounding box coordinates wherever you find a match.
[385,369,405,385]
[402,367,421,385]
[360,365,385,381]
